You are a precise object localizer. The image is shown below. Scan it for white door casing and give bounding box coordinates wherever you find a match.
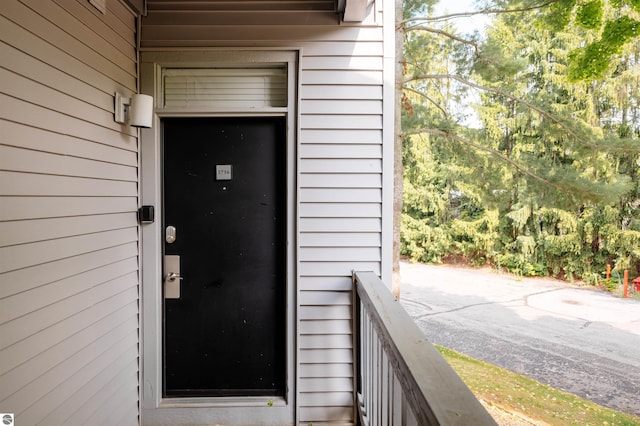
[139,50,299,425]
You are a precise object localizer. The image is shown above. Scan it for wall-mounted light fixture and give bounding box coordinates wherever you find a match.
[114,92,154,128]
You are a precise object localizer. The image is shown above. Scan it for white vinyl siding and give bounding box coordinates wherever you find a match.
[141,0,390,423]
[300,28,385,415]
[0,1,139,425]
[301,24,384,420]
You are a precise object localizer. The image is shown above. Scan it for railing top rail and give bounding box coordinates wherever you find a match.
[354,270,497,426]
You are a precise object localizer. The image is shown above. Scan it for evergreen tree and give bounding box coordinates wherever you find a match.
[397,0,640,283]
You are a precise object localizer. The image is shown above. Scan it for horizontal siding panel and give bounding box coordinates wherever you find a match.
[301,99,382,115]
[300,144,382,158]
[0,94,137,150]
[302,114,382,130]
[0,242,138,299]
[300,319,352,335]
[2,274,136,386]
[299,377,354,392]
[31,346,138,426]
[0,196,137,221]
[2,1,135,86]
[299,188,381,203]
[299,276,352,291]
[298,42,383,56]
[0,213,136,246]
[0,68,127,134]
[301,129,382,144]
[6,320,138,422]
[301,56,383,70]
[59,1,134,44]
[300,363,353,378]
[1,322,138,404]
[299,305,352,320]
[1,121,137,166]
[299,291,351,306]
[299,349,354,364]
[300,261,381,276]
[59,355,138,425]
[0,145,137,181]
[0,228,137,274]
[1,292,137,380]
[300,392,353,407]
[19,0,136,75]
[0,42,112,113]
[300,203,381,218]
[301,84,383,100]
[0,16,135,93]
[300,407,354,423]
[44,355,138,425]
[53,0,136,55]
[300,334,353,349]
[300,232,381,247]
[0,171,137,197]
[301,174,381,188]
[300,159,382,173]
[301,70,382,85]
[110,0,137,29]
[88,379,139,426]
[300,218,381,232]
[301,247,380,262]
[2,262,138,340]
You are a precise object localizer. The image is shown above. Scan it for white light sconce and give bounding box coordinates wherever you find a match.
[114,92,154,128]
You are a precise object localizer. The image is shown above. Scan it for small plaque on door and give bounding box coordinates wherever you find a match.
[216,164,233,181]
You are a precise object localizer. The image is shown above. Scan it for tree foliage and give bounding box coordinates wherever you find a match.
[399,0,640,284]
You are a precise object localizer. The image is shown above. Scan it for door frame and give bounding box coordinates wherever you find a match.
[139,50,299,425]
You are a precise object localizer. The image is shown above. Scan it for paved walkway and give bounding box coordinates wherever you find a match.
[399,261,640,416]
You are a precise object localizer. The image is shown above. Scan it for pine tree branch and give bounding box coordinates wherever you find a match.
[402,127,565,191]
[404,87,449,118]
[406,26,481,57]
[398,1,561,28]
[403,73,606,151]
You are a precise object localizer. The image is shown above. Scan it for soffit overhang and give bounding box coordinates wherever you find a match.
[143,0,368,24]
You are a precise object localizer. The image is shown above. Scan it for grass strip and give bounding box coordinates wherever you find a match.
[436,345,640,425]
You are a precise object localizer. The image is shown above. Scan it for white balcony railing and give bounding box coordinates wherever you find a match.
[353,271,497,426]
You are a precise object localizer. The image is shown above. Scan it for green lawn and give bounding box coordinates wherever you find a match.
[436,345,640,425]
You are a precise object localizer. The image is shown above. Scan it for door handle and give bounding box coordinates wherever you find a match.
[164,255,181,299]
[165,272,183,282]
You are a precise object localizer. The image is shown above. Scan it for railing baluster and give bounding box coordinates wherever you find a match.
[392,372,402,425]
[382,350,390,425]
[354,271,497,426]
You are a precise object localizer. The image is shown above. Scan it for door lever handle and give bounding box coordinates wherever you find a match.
[165,272,183,282]
[164,255,181,299]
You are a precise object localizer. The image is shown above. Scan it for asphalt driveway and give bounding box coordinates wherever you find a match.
[399,261,640,416]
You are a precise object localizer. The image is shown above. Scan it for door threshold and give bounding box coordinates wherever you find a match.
[158,396,287,408]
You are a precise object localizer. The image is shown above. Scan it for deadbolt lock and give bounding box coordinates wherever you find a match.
[166,225,176,244]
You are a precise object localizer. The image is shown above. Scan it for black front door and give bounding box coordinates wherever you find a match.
[162,117,286,397]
